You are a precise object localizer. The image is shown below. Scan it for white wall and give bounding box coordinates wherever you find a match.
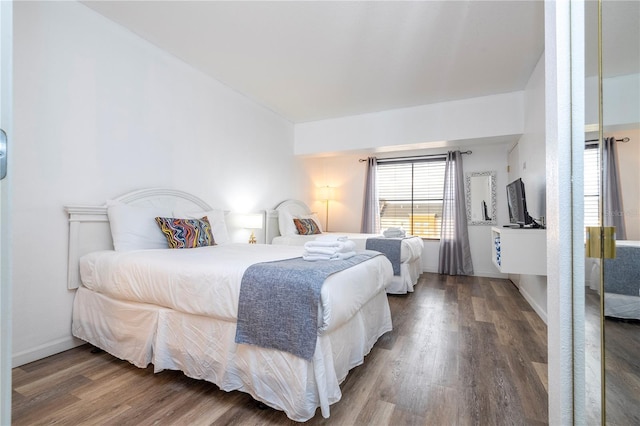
[586,73,640,128]
[512,53,548,323]
[612,127,640,240]
[295,92,524,155]
[296,154,366,233]
[11,2,297,366]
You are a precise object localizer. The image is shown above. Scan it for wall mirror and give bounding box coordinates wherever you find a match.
[582,0,640,424]
[465,171,497,225]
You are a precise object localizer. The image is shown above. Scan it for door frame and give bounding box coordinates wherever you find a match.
[544,1,585,424]
[0,1,12,424]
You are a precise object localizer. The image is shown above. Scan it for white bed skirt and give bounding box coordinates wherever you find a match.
[72,287,392,421]
[385,256,422,294]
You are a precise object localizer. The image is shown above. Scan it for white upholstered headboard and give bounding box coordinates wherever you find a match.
[265,199,313,244]
[65,188,213,290]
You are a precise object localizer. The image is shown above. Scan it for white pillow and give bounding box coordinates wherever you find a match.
[173,209,230,245]
[278,210,323,236]
[278,211,298,236]
[107,202,173,251]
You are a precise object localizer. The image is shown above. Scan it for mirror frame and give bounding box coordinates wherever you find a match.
[465,171,497,225]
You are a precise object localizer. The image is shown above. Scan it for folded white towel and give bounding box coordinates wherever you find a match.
[383,227,406,238]
[330,251,356,260]
[303,251,356,261]
[302,238,357,260]
[303,254,330,261]
[304,246,342,256]
[315,234,348,242]
[304,240,356,252]
[304,240,344,249]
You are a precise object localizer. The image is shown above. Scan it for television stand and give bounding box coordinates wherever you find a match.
[523,221,542,229]
[491,227,547,275]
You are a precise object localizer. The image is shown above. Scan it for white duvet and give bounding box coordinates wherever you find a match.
[271,232,424,262]
[80,243,393,334]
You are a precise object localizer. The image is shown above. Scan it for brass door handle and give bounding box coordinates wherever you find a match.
[0,128,6,180]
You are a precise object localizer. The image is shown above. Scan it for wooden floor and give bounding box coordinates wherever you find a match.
[12,273,549,425]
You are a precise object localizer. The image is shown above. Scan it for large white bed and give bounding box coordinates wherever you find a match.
[66,188,394,422]
[266,199,424,294]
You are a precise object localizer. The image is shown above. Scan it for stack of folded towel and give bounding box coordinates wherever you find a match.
[303,235,357,261]
[383,227,406,238]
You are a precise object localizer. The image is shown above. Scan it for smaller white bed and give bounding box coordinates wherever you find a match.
[266,199,424,294]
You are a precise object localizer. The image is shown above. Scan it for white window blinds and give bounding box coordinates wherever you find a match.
[377,159,446,239]
[584,145,600,228]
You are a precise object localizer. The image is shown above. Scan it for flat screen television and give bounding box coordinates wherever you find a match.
[506,178,537,227]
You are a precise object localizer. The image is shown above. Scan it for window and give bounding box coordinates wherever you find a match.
[377,159,446,239]
[584,145,600,228]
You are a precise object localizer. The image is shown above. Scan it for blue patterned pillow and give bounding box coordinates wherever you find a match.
[154,216,215,249]
[293,218,321,235]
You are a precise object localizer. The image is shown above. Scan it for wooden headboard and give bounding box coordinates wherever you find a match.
[265,199,313,244]
[65,188,213,290]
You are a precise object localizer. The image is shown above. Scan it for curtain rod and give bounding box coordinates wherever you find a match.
[358,150,472,163]
[585,137,630,143]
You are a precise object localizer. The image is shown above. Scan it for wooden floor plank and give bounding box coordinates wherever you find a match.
[14,355,107,397]
[12,273,550,425]
[354,398,395,425]
[471,296,492,323]
[422,385,458,425]
[532,361,549,393]
[12,375,86,426]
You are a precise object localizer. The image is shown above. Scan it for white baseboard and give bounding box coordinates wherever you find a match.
[475,270,509,279]
[420,268,507,279]
[519,286,548,324]
[12,336,85,368]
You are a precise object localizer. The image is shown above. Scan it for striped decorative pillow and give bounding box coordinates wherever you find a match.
[293,218,321,235]
[154,216,215,249]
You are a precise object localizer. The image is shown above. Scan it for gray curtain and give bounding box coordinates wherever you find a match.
[603,137,626,239]
[438,151,474,275]
[361,157,380,233]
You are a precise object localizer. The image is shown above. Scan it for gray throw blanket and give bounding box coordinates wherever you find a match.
[366,237,402,275]
[235,251,380,360]
[604,245,640,296]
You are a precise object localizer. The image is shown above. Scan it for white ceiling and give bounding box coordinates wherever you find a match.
[82,1,545,123]
[81,1,638,125]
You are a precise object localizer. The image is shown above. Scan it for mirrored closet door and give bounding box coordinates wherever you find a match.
[584,0,640,424]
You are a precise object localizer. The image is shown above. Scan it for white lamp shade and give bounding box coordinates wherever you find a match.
[319,186,335,201]
[236,213,263,229]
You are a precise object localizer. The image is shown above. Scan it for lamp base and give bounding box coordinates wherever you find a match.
[325,199,329,232]
[248,231,257,244]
